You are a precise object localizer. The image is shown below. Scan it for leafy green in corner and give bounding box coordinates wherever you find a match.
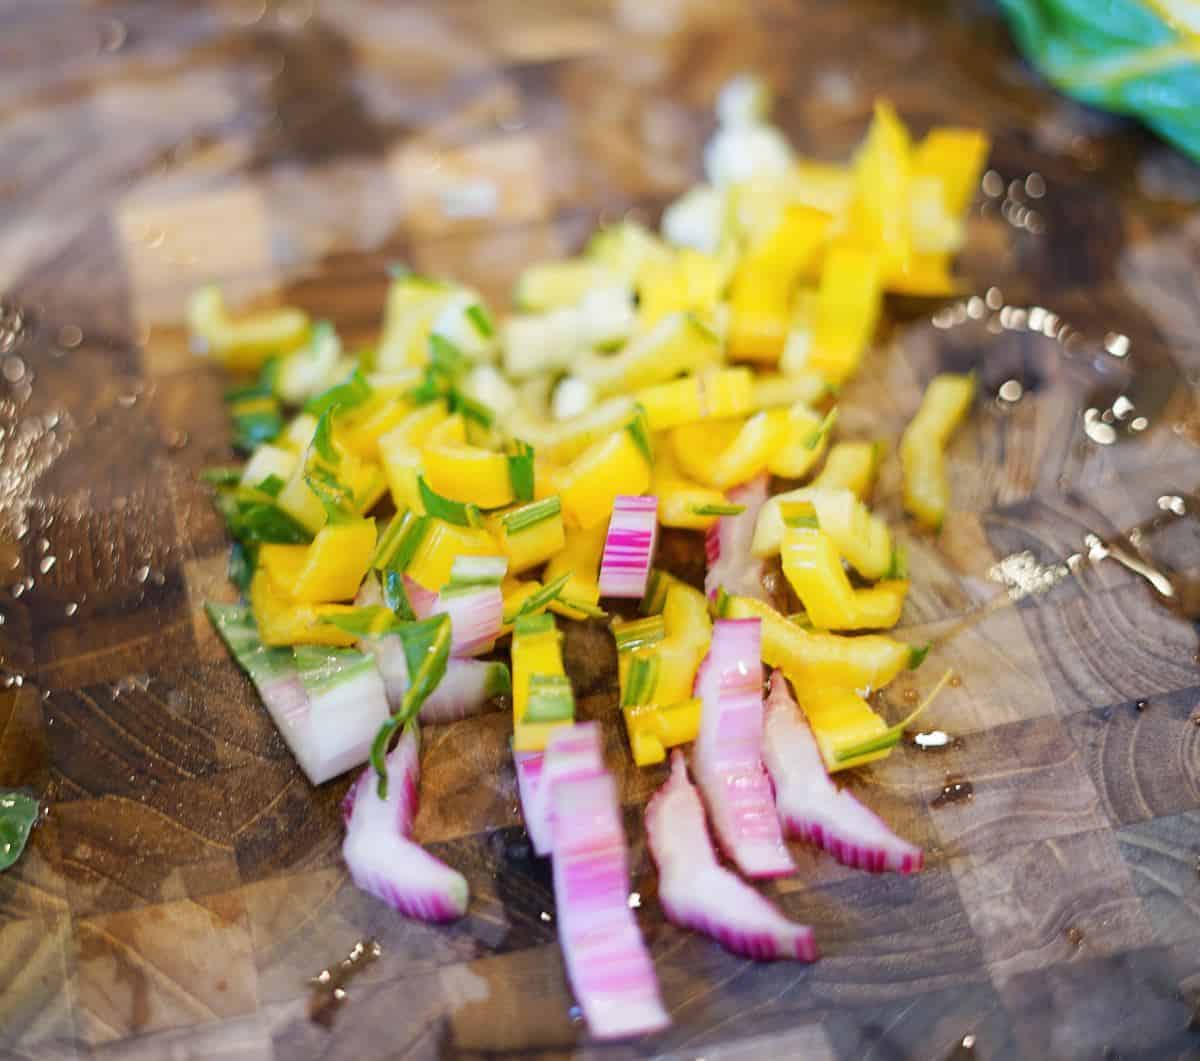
[0,792,39,872]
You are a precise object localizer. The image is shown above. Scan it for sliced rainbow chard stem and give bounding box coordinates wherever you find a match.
[368,634,509,723]
[646,751,818,961]
[430,583,504,657]
[341,722,469,921]
[521,722,606,857]
[207,604,390,785]
[551,770,670,1039]
[762,670,923,874]
[599,494,659,599]
[704,475,770,604]
[513,750,546,852]
[693,618,795,879]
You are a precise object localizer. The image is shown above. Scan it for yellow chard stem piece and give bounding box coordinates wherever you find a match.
[802,245,883,387]
[187,286,310,373]
[780,521,907,630]
[900,372,976,531]
[722,593,919,693]
[811,440,884,500]
[728,205,831,364]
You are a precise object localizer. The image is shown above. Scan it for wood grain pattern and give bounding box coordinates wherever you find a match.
[2,0,1200,1057]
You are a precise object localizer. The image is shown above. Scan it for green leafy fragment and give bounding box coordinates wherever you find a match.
[0,792,39,873]
[370,615,452,797]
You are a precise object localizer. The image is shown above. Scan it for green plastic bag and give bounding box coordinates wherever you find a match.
[999,0,1200,160]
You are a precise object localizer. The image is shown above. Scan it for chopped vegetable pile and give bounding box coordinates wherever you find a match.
[196,78,984,1039]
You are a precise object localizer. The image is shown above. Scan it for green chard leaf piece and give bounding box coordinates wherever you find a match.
[449,388,495,429]
[200,466,242,487]
[256,473,286,498]
[215,491,312,546]
[428,333,468,379]
[690,502,747,517]
[505,571,571,624]
[370,614,452,797]
[303,367,372,418]
[381,569,417,620]
[557,595,608,620]
[321,605,406,639]
[228,541,257,593]
[625,406,654,464]
[465,303,494,338]
[506,439,535,502]
[418,476,484,528]
[0,791,39,872]
[997,0,1200,161]
[802,408,838,450]
[226,359,283,454]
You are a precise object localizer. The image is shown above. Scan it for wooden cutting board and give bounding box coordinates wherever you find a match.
[2,1,1200,1057]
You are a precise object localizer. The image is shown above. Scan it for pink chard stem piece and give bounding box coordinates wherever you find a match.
[704,474,770,603]
[342,724,469,921]
[693,618,795,879]
[763,670,923,874]
[647,751,817,961]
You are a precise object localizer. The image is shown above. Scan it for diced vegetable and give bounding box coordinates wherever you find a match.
[551,769,670,1039]
[763,672,923,872]
[512,613,575,752]
[430,580,503,659]
[616,579,710,765]
[208,604,391,784]
[647,751,818,959]
[800,245,883,386]
[901,372,975,531]
[765,403,835,479]
[638,250,728,328]
[239,444,298,492]
[489,496,566,574]
[276,320,344,404]
[780,517,907,630]
[422,414,514,509]
[811,440,883,500]
[558,415,652,529]
[704,475,770,603]
[188,286,310,372]
[520,721,606,857]
[515,260,620,312]
[599,495,659,599]
[693,618,794,878]
[542,522,607,619]
[718,593,920,695]
[653,445,737,530]
[793,684,892,771]
[342,723,469,921]
[913,127,991,217]
[0,791,39,873]
[846,100,912,284]
[671,408,791,489]
[287,519,377,603]
[754,487,892,580]
[661,184,727,254]
[705,120,794,188]
[574,312,721,396]
[728,206,829,364]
